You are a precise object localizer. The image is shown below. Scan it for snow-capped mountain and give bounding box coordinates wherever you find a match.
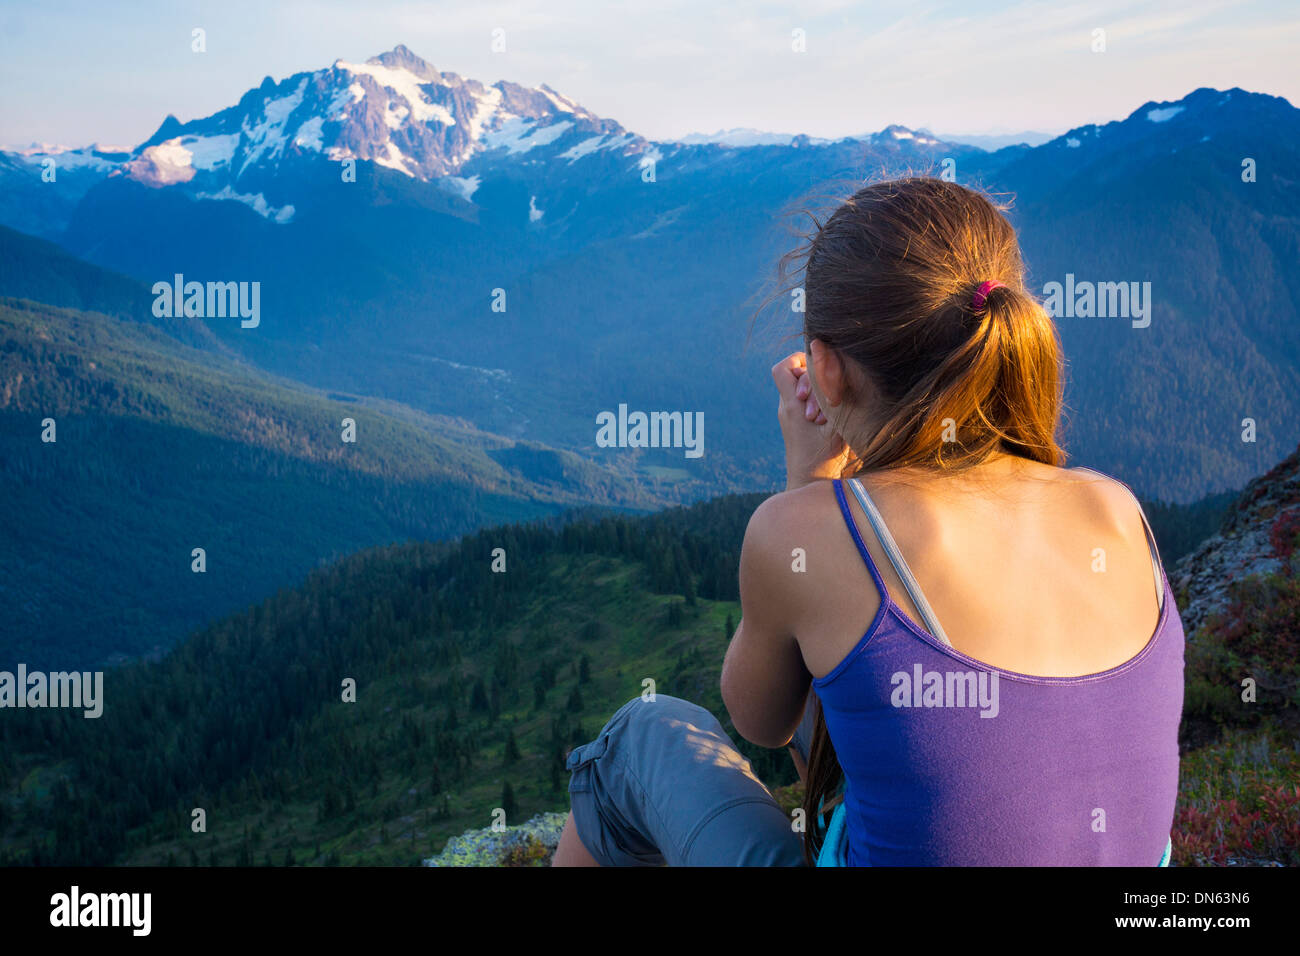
[7,45,650,225]
[860,124,947,148]
[1011,88,1262,171]
[129,45,642,189]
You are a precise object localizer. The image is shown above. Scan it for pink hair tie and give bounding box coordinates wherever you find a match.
[971,280,1007,311]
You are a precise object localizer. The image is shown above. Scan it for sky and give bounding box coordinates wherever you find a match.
[1,0,1297,149]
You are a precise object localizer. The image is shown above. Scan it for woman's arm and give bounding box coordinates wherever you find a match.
[721,350,850,749]
[721,492,812,749]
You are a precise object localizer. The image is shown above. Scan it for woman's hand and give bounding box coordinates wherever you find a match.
[772,352,851,490]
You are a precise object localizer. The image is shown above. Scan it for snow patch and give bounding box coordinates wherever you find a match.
[372,140,413,174]
[177,132,239,170]
[467,88,503,137]
[482,117,573,155]
[558,132,637,162]
[239,78,308,175]
[560,134,607,161]
[196,184,295,223]
[337,59,455,125]
[125,140,196,185]
[456,86,504,162]
[1066,137,1081,148]
[147,141,193,169]
[537,86,577,114]
[1146,105,1184,123]
[528,195,544,222]
[445,174,480,201]
[383,101,410,129]
[293,116,325,151]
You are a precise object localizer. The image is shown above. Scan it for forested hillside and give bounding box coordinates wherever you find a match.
[0,297,660,667]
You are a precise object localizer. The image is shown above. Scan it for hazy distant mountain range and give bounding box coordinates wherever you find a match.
[677,127,1060,149]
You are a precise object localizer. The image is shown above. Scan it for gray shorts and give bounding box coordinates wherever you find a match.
[565,692,818,866]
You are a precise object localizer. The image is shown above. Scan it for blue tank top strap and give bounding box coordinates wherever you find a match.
[844,477,953,648]
[831,479,890,598]
[834,476,954,648]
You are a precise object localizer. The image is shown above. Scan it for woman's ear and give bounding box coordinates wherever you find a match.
[808,338,847,408]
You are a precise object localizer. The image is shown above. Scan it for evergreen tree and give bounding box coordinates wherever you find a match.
[470,678,488,712]
[667,601,684,627]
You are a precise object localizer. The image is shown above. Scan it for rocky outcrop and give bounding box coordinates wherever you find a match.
[1170,444,1300,639]
[423,812,568,867]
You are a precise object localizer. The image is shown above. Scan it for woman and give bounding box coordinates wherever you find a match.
[552,177,1184,867]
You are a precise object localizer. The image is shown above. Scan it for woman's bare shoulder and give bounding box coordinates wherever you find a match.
[1058,466,1149,539]
[746,480,841,537]
[742,481,848,579]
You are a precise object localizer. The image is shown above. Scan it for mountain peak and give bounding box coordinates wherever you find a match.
[365,43,440,82]
[869,124,943,147]
[98,45,643,211]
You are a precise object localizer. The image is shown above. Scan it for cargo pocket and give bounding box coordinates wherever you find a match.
[565,731,611,790]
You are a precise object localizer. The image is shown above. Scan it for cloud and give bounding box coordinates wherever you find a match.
[0,0,1295,146]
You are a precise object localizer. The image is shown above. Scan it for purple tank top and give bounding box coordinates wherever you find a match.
[813,477,1184,866]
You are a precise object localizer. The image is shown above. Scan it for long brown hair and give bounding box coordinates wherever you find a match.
[778,177,1068,864]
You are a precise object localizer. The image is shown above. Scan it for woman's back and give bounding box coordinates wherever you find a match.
[763,458,1184,865]
[788,457,1168,680]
